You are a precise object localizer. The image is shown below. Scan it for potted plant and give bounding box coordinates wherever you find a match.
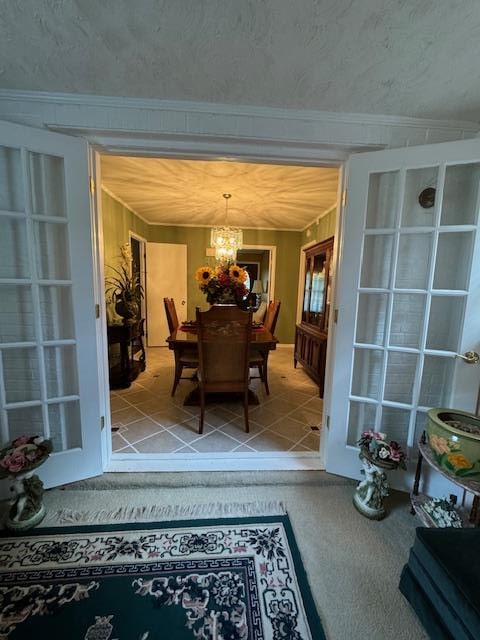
[105,243,144,324]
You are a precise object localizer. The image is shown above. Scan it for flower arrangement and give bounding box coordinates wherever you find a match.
[195,263,248,305]
[0,436,52,477]
[357,430,407,469]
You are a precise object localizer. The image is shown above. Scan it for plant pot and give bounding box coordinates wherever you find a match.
[426,408,480,478]
[115,298,139,322]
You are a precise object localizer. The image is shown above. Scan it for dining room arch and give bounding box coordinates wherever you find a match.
[95,151,341,472]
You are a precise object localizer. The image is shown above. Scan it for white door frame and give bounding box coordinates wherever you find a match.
[240,244,277,302]
[128,230,147,324]
[89,146,347,472]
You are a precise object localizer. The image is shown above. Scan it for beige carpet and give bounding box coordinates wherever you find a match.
[2,470,427,640]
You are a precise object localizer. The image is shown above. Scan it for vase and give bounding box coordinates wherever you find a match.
[5,469,46,531]
[115,297,139,323]
[426,408,480,478]
[353,450,398,520]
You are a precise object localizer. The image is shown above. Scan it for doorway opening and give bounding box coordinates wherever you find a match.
[99,153,341,469]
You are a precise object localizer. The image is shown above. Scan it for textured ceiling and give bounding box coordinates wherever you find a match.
[1,1,480,121]
[100,156,339,230]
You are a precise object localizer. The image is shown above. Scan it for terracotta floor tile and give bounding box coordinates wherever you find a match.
[133,430,185,453]
[111,345,323,455]
[121,417,165,444]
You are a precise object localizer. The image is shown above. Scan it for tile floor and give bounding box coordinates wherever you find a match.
[110,346,322,454]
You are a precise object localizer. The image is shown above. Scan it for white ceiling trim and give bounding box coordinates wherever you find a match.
[300,202,338,232]
[146,221,304,232]
[0,90,478,132]
[100,185,150,224]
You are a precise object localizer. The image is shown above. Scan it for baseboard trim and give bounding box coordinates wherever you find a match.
[277,343,295,348]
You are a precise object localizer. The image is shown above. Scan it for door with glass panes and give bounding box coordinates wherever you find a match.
[0,120,103,488]
[327,137,480,486]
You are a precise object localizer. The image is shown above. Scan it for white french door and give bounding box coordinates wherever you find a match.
[327,137,480,486]
[146,243,187,346]
[0,120,103,488]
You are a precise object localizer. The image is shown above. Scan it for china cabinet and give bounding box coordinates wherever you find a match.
[294,236,334,396]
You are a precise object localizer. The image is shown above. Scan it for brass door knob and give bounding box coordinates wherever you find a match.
[456,351,480,364]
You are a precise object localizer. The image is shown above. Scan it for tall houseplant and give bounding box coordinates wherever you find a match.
[105,243,144,324]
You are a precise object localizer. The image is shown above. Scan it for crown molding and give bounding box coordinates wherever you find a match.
[100,185,150,224]
[147,221,302,233]
[301,202,338,232]
[0,89,478,133]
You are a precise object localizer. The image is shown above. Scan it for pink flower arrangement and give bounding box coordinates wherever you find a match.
[0,435,52,477]
[357,430,407,469]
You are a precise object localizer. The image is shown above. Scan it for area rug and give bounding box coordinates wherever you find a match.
[0,515,325,639]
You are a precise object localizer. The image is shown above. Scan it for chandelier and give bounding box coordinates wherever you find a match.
[210,193,243,262]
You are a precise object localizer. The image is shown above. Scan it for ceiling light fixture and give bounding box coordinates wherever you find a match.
[210,193,243,262]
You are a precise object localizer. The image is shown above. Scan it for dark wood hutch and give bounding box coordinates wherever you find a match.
[294,236,334,397]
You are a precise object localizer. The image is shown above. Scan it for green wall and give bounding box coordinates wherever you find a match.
[102,190,149,271]
[102,190,302,343]
[301,208,336,246]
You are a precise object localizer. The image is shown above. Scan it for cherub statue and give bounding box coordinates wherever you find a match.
[10,474,45,524]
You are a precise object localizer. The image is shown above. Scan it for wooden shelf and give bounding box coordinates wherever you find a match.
[410,434,480,528]
[410,492,473,529]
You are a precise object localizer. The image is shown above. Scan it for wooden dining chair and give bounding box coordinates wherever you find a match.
[249,300,281,395]
[163,298,198,396]
[196,305,253,434]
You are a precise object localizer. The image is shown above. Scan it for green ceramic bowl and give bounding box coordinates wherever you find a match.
[426,408,480,478]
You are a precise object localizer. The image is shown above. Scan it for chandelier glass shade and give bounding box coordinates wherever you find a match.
[210,194,243,261]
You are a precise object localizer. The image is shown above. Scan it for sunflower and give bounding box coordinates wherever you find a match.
[195,266,214,284]
[228,264,247,283]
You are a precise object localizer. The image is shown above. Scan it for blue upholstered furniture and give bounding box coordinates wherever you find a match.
[399,527,480,639]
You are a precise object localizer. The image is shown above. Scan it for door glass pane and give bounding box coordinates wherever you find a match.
[395,233,433,289]
[39,285,74,340]
[356,293,388,345]
[29,152,66,217]
[0,284,35,343]
[379,406,411,448]
[34,221,70,279]
[3,347,41,403]
[433,232,474,290]
[302,263,311,320]
[441,163,480,226]
[366,171,399,229]
[402,167,438,227]
[0,146,24,212]
[347,400,377,446]
[390,293,426,349]
[44,345,79,398]
[419,355,455,407]
[6,405,44,440]
[426,295,465,351]
[360,234,394,288]
[384,351,418,404]
[351,348,383,400]
[0,216,29,278]
[49,400,82,451]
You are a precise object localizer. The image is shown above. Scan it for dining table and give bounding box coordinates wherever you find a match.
[166,322,278,406]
